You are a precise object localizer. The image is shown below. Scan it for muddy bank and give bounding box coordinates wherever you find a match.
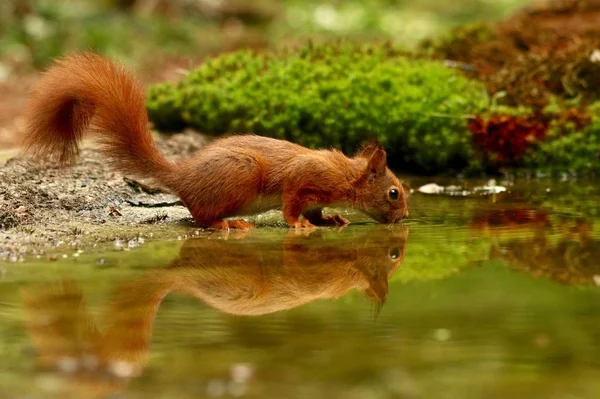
[0,131,222,262]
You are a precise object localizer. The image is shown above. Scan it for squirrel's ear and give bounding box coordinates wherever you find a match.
[355,140,381,159]
[365,147,387,179]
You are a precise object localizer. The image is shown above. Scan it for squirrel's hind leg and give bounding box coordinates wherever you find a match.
[181,149,265,229]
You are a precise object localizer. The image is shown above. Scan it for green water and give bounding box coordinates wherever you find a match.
[1,177,600,399]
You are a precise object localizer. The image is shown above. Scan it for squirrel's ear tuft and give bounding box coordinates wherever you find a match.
[355,140,385,159]
[366,147,387,179]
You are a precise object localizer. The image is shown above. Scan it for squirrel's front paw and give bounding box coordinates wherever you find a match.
[311,214,350,226]
[328,214,350,226]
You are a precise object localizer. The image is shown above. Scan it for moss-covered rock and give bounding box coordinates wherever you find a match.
[522,103,600,176]
[147,43,488,173]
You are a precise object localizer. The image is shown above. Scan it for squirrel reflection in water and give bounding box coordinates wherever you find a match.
[22,226,408,396]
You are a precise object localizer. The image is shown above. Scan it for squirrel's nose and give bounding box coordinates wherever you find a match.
[401,209,409,219]
[391,209,408,223]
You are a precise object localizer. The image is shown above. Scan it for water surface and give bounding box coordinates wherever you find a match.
[1,177,600,399]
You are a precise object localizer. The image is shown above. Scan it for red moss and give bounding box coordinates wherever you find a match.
[469,114,549,166]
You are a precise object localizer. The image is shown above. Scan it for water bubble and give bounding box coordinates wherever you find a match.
[230,363,254,383]
[433,328,451,342]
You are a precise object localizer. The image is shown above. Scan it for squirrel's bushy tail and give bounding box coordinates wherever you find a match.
[22,52,175,186]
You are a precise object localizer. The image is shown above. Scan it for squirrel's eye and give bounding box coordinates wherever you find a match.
[389,188,399,200]
[389,247,400,260]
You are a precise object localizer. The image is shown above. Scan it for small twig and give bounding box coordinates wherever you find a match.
[109,206,123,217]
[126,199,183,208]
[123,177,166,194]
[142,212,169,224]
[443,60,477,72]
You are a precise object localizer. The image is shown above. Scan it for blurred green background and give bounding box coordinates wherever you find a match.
[0,0,528,73]
[11,0,596,176]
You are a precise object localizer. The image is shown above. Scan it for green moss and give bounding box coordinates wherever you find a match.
[523,102,600,176]
[147,43,488,173]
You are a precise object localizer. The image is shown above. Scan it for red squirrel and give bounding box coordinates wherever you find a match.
[22,52,409,229]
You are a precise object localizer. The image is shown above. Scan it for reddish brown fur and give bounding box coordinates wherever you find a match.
[22,52,174,180]
[22,52,408,229]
